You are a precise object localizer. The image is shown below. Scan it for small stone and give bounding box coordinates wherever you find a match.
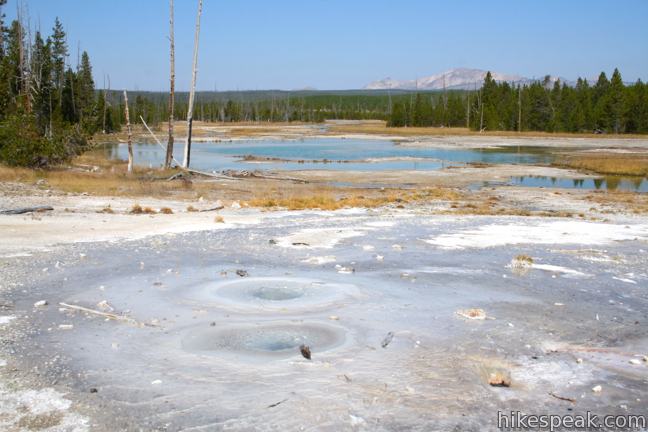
[488,371,512,387]
[34,300,48,307]
[629,359,641,365]
[381,331,394,348]
[576,358,583,364]
[58,324,73,330]
[592,385,602,393]
[299,344,311,360]
[456,308,487,320]
[375,255,384,261]
[89,388,98,393]
[151,380,162,385]
[329,315,339,321]
[235,269,248,277]
[231,201,241,209]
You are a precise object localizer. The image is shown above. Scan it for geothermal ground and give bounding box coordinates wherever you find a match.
[2,201,648,431]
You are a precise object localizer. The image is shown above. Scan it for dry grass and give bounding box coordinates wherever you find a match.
[214,215,225,223]
[554,153,648,177]
[583,191,648,214]
[97,205,115,214]
[327,120,648,139]
[129,204,156,215]
[186,205,199,212]
[159,207,174,214]
[248,187,461,211]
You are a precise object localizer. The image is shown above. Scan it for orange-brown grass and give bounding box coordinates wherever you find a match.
[327,121,648,139]
[248,187,461,211]
[159,207,174,214]
[186,205,199,212]
[554,154,648,177]
[584,191,648,214]
[214,215,225,223]
[97,205,115,214]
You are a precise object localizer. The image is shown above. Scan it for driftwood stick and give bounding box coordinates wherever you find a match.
[548,392,576,404]
[1,206,53,215]
[250,172,308,183]
[199,205,225,212]
[58,302,156,327]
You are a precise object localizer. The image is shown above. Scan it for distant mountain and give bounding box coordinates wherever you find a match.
[364,68,566,90]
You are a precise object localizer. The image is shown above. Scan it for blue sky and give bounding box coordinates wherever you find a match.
[4,0,647,91]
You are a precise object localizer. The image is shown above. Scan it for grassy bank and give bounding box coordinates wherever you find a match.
[554,153,648,177]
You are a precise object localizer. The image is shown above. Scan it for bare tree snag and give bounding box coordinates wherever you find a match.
[166,0,175,168]
[183,0,203,168]
[123,90,133,174]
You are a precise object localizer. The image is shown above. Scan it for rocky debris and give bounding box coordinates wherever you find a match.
[456,308,487,320]
[488,371,512,387]
[299,344,311,360]
[336,265,355,274]
[33,300,48,307]
[235,269,249,277]
[58,324,74,330]
[592,385,602,393]
[629,359,642,365]
[511,254,533,275]
[381,332,394,348]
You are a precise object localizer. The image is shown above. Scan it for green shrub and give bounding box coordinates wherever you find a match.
[0,114,88,167]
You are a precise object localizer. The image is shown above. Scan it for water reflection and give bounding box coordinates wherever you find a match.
[508,175,647,192]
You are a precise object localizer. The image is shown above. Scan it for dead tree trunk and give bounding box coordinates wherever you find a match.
[166,0,175,168]
[183,0,203,168]
[123,90,133,173]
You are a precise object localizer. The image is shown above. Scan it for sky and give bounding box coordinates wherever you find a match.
[3,0,648,91]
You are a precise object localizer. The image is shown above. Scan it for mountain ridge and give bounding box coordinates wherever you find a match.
[365,68,566,90]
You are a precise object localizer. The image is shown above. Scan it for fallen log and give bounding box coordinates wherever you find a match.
[0,206,53,215]
[249,172,308,183]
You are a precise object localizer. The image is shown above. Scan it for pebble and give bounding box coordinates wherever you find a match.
[151,380,162,385]
[58,324,74,330]
[34,300,48,307]
[629,359,641,365]
[592,385,602,393]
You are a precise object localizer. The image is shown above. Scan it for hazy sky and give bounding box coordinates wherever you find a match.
[4,0,648,91]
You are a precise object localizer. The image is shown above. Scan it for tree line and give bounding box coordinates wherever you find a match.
[0,6,100,166]
[389,70,648,134]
